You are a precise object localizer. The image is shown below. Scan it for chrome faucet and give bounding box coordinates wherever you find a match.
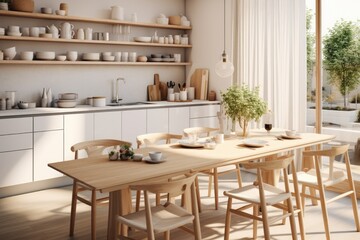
[112,77,125,103]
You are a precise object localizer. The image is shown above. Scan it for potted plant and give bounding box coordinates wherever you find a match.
[221,85,267,137]
[120,144,134,160]
[108,148,119,161]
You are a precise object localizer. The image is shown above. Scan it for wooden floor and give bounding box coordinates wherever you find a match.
[0,171,359,240]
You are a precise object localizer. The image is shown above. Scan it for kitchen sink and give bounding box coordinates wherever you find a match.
[107,102,155,106]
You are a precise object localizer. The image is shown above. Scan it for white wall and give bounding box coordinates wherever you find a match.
[186,0,233,98]
[0,0,192,105]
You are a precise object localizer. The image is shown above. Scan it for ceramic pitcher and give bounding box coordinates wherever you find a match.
[60,22,74,39]
[85,27,93,40]
[47,24,59,39]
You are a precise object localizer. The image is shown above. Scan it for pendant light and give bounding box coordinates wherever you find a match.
[215,0,234,78]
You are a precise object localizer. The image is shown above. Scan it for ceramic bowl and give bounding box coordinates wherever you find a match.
[59,93,77,100]
[57,99,77,108]
[82,53,100,61]
[20,51,34,60]
[39,33,53,38]
[36,51,55,60]
[18,102,28,109]
[137,55,147,62]
[133,154,143,161]
[92,96,106,107]
[55,10,66,16]
[55,55,66,61]
[149,151,162,161]
[134,36,152,43]
[103,55,115,61]
[3,47,16,60]
[169,16,181,25]
[285,130,297,137]
[41,7,52,14]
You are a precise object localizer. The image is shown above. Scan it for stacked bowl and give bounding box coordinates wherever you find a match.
[58,93,77,108]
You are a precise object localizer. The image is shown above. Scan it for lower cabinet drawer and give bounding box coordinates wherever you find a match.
[190,105,220,118]
[0,149,33,188]
[0,133,32,152]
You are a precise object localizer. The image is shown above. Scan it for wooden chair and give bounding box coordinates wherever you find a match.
[117,174,201,240]
[295,144,360,240]
[135,133,183,211]
[224,155,305,240]
[183,127,242,210]
[70,139,132,240]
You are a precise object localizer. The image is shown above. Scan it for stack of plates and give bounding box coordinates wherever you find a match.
[134,36,152,43]
[58,92,77,108]
[7,32,22,37]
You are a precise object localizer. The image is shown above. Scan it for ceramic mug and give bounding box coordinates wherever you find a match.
[67,51,78,61]
[20,27,29,36]
[30,27,39,37]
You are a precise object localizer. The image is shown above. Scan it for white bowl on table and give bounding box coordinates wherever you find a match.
[285,130,297,137]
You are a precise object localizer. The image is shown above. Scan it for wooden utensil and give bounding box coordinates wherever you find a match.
[159,82,168,100]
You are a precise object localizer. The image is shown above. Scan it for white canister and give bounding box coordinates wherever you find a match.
[67,51,78,61]
[174,35,180,44]
[85,27,93,40]
[168,93,175,101]
[174,53,181,62]
[174,92,180,101]
[92,96,106,107]
[187,87,195,100]
[180,91,187,101]
[121,52,129,62]
[129,52,136,62]
[114,52,121,62]
[76,28,84,40]
[30,27,39,37]
[110,6,124,20]
[167,88,174,101]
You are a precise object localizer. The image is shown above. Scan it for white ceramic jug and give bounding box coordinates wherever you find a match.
[47,24,59,39]
[110,6,124,20]
[76,28,84,40]
[60,22,74,39]
[85,27,93,40]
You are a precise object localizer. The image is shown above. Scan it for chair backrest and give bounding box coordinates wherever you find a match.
[136,132,182,148]
[242,155,296,192]
[183,127,219,138]
[71,139,131,159]
[302,144,349,180]
[130,174,197,201]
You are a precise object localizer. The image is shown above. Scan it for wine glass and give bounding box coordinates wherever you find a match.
[264,110,273,134]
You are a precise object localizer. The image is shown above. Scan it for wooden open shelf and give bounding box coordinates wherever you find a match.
[0,60,192,66]
[0,36,192,48]
[0,10,192,30]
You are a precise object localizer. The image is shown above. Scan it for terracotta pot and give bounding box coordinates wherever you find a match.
[11,0,34,12]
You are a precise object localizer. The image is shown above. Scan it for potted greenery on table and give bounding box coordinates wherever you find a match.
[221,85,267,137]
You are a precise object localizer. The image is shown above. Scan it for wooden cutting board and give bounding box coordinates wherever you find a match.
[159,82,168,101]
[190,68,209,100]
[148,74,161,101]
[148,85,160,101]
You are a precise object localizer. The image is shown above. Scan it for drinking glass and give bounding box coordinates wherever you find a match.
[264,110,273,134]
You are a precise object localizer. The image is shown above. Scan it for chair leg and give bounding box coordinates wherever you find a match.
[253,205,259,239]
[91,190,97,240]
[350,189,360,232]
[286,198,297,240]
[164,230,170,240]
[260,202,271,240]
[318,185,331,240]
[214,168,219,210]
[224,197,232,240]
[135,190,141,212]
[208,170,213,197]
[69,182,78,236]
[195,177,202,213]
[235,164,242,188]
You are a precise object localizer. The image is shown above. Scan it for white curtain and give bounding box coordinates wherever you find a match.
[232,0,307,132]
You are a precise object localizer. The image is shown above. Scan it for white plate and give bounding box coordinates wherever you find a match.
[281,134,301,140]
[178,139,205,148]
[149,57,162,62]
[243,139,268,148]
[143,156,166,164]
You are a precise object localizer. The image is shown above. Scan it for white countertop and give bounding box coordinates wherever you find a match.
[0,100,220,118]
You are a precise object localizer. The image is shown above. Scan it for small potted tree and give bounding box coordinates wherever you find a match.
[221,85,267,137]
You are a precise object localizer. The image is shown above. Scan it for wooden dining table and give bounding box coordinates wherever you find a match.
[49,132,335,240]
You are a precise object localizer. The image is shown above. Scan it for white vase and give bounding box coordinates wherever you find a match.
[47,88,52,107]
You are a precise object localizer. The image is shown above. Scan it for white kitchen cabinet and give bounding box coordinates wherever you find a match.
[94,111,122,139]
[0,117,33,188]
[189,105,220,128]
[33,115,64,181]
[169,107,190,135]
[122,109,146,147]
[0,150,33,188]
[147,108,168,134]
[64,113,94,160]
